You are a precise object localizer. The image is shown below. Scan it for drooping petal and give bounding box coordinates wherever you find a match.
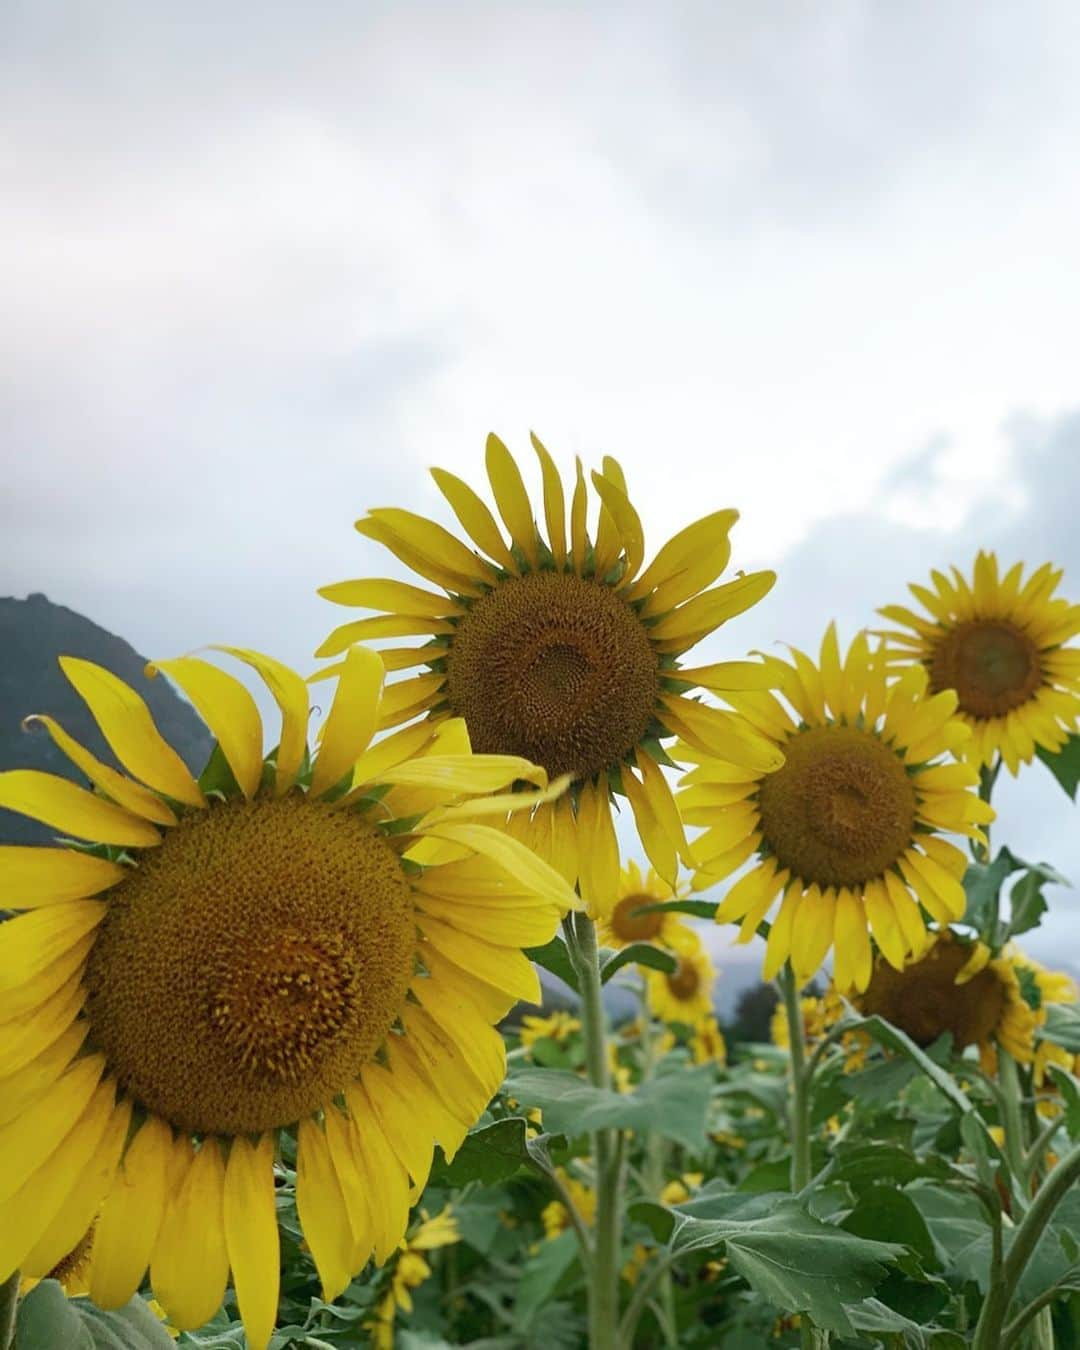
[224,1134,279,1350]
[295,1117,354,1303]
[0,1052,105,1206]
[22,717,177,825]
[152,1138,230,1331]
[58,658,204,805]
[20,1092,131,1280]
[89,1115,173,1309]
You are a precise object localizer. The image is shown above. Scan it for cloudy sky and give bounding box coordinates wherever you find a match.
[5,2,1080,990]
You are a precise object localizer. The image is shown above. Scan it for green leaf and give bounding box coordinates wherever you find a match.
[512,1230,581,1331]
[908,1182,994,1289]
[962,847,1022,943]
[632,1190,903,1335]
[429,1118,542,1186]
[507,1061,714,1152]
[823,1140,959,1193]
[1037,733,1080,800]
[1043,1003,1080,1053]
[1008,869,1050,939]
[599,942,676,983]
[1048,1063,1080,1141]
[844,1184,939,1268]
[632,899,718,920]
[524,937,580,995]
[16,1284,177,1349]
[839,1017,972,1114]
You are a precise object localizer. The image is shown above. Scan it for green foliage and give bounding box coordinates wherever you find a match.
[598,942,675,983]
[633,1189,903,1335]
[1037,732,1080,800]
[16,1284,176,1350]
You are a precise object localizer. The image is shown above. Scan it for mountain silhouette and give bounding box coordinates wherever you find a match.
[0,593,213,844]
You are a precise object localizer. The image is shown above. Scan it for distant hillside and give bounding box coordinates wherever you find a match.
[0,594,213,843]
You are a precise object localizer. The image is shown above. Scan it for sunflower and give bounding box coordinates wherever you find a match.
[0,647,576,1350]
[689,1015,728,1066]
[518,1009,581,1049]
[678,624,994,992]
[316,433,782,912]
[644,937,716,1025]
[595,859,699,954]
[770,992,844,1051]
[856,930,1036,1069]
[878,552,1080,773]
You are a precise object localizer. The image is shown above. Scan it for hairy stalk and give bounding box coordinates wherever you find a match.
[972,1143,1080,1349]
[570,911,621,1350]
[777,963,828,1349]
[997,1049,1030,1211]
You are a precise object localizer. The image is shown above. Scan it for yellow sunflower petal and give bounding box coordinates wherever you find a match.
[148,657,263,799]
[152,1139,229,1331]
[417,913,541,1003]
[576,780,621,916]
[22,717,176,826]
[0,935,95,1023]
[411,979,507,1101]
[0,1019,88,1126]
[383,1036,469,1158]
[419,822,578,913]
[89,1115,173,1309]
[0,902,104,995]
[713,861,779,925]
[224,1134,279,1350]
[676,660,779,693]
[591,469,644,579]
[401,1003,500,1121]
[20,1092,131,1280]
[431,466,518,571]
[0,846,126,908]
[295,1118,354,1303]
[863,879,907,971]
[58,658,203,806]
[355,515,485,597]
[0,973,84,1077]
[0,771,161,848]
[367,507,494,585]
[342,1084,411,1264]
[348,719,437,793]
[790,886,834,987]
[570,457,588,575]
[361,1062,436,1193]
[622,766,677,888]
[380,753,546,794]
[318,576,462,617]
[660,697,783,774]
[0,1077,116,1282]
[882,871,930,958]
[762,883,801,981]
[834,890,872,993]
[486,433,540,569]
[625,509,739,608]
[531,432,567,566]
[650,572,778,649]
[0,1052,105,1206]
[310,645,385,797]
[209,646,309,794]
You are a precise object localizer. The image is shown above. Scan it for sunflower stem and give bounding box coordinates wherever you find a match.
[998,1048,1030,1211]
[972,1141,1080,1349]
[777,963,828,1349]
[571,910,621,1350]
[0,1271,17,1350]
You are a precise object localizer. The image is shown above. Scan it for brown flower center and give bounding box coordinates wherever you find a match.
[667,959,701,1001]
[84,796,415,1135]
[929,620,1042,719]
[859,939,1007,1049]
[756,725,916,888]
[445,571,659,780]
[610,892,664,943]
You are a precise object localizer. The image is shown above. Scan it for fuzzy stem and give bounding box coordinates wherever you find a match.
[973,1142,1080,1350]
[777,963,828,1349]
[570,911,621,1350]
[998,1048,1030,1210]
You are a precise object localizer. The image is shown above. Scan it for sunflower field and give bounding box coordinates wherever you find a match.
[5,435,1080,1350]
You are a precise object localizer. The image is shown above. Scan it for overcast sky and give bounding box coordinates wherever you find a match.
[4,2,1080,987]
